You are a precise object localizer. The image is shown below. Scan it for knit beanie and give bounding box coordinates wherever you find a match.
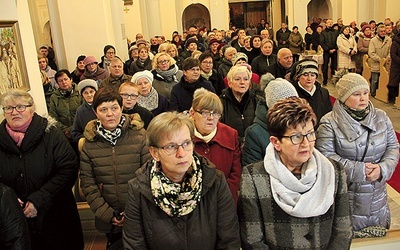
[294,59,319,79]
[232,52,248,65]
[76,55,86,64]
[131,70,153,84]
[83,56,98,66]
[103,45,116,55]
[361,25,371,33]
[78,79,98,95]
[135,39,148,47]
[336,73,370,103]
[185,36,198,49]
[208,38,220,46]
[264,78,299,108]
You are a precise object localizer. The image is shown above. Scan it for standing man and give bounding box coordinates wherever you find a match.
[276,23,291,49]
[320,19,339,85]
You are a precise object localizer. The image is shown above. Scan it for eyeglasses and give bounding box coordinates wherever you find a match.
[3,105,32,114]
[120,93,139,100]
[157,59,170,65]
[201,61,213,65]
[156,140,194,155]
[281,131,317,145]
[194,109,221,119]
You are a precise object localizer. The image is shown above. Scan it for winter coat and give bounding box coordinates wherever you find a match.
[151,68,183,100]
[0,114,84,250]
[356,34,372,69]
[0,183,31,250]
[201,69,224,96]
[288,32,304,54]
[217,58,233,80]
[79,114,151,233]
[316,102,399,231]
[389,32,400,87]
[169,77,215,112]
[368,35,392,72]
[193,122,242,204]
[251,53,277,76]
[71,101,97,142]
[122,154,241,250]
[80,66,109,85]
[122,103,154,129]
[241,100,269,166]
[311,31,321,52]
[100,73,132,93]
[130,57,152,75]
[292,81,332,126]
[266,62,292,79]
[48,84,82,136]
[220,88,260,143]
[337,34,357,69]
[238,160,352,249]
[320,27,339,52]
[276,28,291,49]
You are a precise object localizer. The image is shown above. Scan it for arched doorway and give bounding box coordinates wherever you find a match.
[307,0,332,20]
[182,4,210,31]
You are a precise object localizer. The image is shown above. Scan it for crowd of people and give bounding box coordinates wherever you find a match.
[0,16,399,250]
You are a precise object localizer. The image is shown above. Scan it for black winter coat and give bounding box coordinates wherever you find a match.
[0,114,83,250]
[251,53,277,76]
[389,32,400,88]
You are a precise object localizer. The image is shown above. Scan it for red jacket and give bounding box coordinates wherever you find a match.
[193,122,242,204]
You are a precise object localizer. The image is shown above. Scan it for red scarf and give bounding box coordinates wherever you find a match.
[6,116,33,147]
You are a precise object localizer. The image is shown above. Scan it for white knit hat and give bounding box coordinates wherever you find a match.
[264,78,299,108]
[131,70,153,84]
[77,79,98,95]
[336,73,370,103]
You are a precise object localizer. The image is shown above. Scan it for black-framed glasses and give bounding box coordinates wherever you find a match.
[281,131,317,145]
[156,139,194,155]
[120,93,139,100]
[194,109,221,119]
[3,105,32,114]
[157,59,170,65]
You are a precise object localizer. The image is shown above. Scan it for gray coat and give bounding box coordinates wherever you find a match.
[316,101,399,231]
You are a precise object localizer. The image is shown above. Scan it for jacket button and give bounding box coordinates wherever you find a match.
[204,148,210,154]
[177,221,185,229]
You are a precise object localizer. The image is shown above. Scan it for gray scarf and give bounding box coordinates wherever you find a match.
[155,64,179,83]
[138,87,158,111]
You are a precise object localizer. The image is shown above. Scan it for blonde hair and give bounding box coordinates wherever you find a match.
[152,52,176,70]
[226,65,251,83]
[191,88,223,114]
[1,88,36,112]
[158,43,169,53]
[261,38,274,48]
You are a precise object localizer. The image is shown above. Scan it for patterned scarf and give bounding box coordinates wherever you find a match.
[138,87,159,111]
[341,101,371,121]
[95,115,125,146]
[155,64,179,83]
[5,116,33,147]
[150,155,203,217]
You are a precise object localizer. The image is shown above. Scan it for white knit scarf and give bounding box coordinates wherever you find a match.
[264,143,335,218]
[194,127,217,143]
[137,87,159,111]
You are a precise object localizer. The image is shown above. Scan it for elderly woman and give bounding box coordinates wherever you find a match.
[189,88,241,204]
[130,44,152,75]
[79,88,150,247]
[166,43,183,69]
[251,39,277,76]
[239,97,352,249]
[220,65,261,144]
[316,73,399,237]
[132,70,169,116]
[99,45,116,73]
[151,52,183,100]
[122,112,240,249]
[291,59,332,126]
[337,26,357,71]
[170,57,215,112]
[0,89,84,249]
[199,52,223,95]
[80,55,109,84]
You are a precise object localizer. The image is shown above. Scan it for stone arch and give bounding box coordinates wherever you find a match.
[182,4,211,31]
[307,0,332,20]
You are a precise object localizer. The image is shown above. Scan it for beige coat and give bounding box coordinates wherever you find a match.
[288,32,304,54]
[337,34,357,70]
[368,35,392,72]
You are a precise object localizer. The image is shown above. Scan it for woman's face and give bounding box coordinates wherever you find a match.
[224,49,237,62]
[252,37,261,48]
[261,42,273,56]
[344,89,370,111]
[3,98,34,129]
[244,39,251,49]
[105,48,115,60]
[131,49,139,59]
[95,100,122,130]
[215,32,223,41]
[86,62,97,73]
[298,73,317,92]
[229,71,250,95]
[271,121,315,172]
[149,125,193,183]
[183,66,200,83]
[136,77,152,96]
[190,108,219,135]
[77,60,86,70]
[343,27,350,35]
[56,73,73,90]
[38,58,47,70]
[156,55,171,71]
[187,43,198,52]
[363,28,372,36]
[306,27,312,33]
[200,57,213,73]
[138,48,149,60]
[293,28,298,33]
[81,87,96,104]
[167,48,176,58]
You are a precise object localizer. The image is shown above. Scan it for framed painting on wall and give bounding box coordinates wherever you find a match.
[0,20,29,95]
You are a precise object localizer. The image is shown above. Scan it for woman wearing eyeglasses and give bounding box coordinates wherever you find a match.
[151,52,183,100]
[79,88,150,247]
[0,89,84,249]
[238,97,352,249]
[123,112,240,249]
[189,88,241,204]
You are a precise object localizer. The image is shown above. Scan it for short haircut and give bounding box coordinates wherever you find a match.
[110,57,123,65]
[119,81,139,93]
[182,57,200,71]
[1,88,35,111]
[226,65,251,83]
[92,87,122,111]
[266,97,317,139]
[224,47,237,56]
[146,112,194,147]
[138,44,149,52]
[152,52,176,69]
[38,55,48,62]
[198,52,214,63]
[261,38,274,47]
[192,88,223,114]
[55,69,72,82]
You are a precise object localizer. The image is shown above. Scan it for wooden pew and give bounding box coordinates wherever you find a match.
[376,58,389,103]
[362,54,371,86]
